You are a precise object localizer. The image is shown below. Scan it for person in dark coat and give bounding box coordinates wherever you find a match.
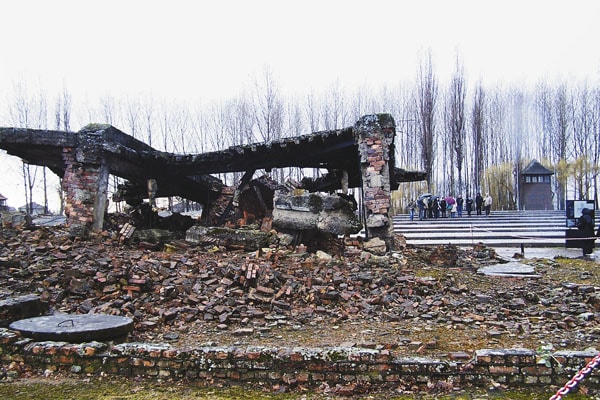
[417,198,426,220]
[456,195,464,217]
[578,207,595,255]
[408,199,416,221]
[432,197,440,218]
[427,197,434,219]
[475,193,483,215]
[465,195,474,216]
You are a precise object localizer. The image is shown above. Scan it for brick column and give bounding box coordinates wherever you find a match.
[355,114,396,250]
[62,147,109,236]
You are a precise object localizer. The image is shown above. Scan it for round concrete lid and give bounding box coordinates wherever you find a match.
[9,314,133,342]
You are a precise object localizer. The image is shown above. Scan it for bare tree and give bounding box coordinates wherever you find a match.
[100,95,119,126]
[304,91,321,132]
[141,96,156,147]
[62,87,72,131]
[252,66,285,182]
[171,103,191,154]
[448,56,466,195]
[189,106,209,154]
[221,96,254,183]
[284,98,306,181]
[593,87,600,208]
[34,89,50,214]
[157,100,174,152]
[551,84,570,209]
[440,99,451,195]
[570,81,595,199]
[507,88,527,209]
[394,83,419,169]
[470,81,486,196]
[415,52,438,190]
[252,66,284,143]
[206,101,230,184]
[321,80,348,130]
[125,97,141,140]
[8,81,39,214]
[304,91,322,179]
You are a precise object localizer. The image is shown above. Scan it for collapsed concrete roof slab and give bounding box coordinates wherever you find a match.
[1,115,426,248]
[0,120,424,198]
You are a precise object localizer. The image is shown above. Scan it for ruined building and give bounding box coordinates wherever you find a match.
[0,114,425,250]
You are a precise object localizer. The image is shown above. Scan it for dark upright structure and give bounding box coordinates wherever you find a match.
[519,160,554,210]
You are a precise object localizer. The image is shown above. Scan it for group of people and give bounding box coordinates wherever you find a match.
[407,192,493,221]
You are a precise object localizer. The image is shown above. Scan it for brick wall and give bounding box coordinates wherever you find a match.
[1,328,597,393]
[356,114,396,250]
[61,147,108,235]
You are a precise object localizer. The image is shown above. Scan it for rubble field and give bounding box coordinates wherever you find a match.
[0,219,598,359]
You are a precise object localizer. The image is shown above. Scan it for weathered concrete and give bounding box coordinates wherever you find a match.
[272,192,362,235]
[1,115,425,244]
[477,262,541,278]
[0,295,47,328]
[186,226,278,251]
[9,314,133,342]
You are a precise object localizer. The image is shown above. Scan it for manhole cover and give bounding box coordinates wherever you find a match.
[9,314,133,342]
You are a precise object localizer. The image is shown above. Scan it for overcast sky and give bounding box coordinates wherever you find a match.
[1,0,599,210]
[2,0,599,104]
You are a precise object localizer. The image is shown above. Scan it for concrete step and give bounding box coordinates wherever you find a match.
[399,230,565,239]
[395,222,567,230]
[393,210,598,247]
[407,238,567,247]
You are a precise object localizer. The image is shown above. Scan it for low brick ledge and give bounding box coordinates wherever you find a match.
[0,328,598,392]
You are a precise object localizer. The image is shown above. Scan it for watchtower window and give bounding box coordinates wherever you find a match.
[525,175,551,183]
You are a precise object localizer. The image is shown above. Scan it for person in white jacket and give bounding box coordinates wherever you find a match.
[483,193,492,216]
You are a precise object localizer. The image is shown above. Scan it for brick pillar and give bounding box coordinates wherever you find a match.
[62,147,109,236]
[355,114,396,250]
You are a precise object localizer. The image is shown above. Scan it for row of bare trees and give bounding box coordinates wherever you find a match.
[2,61,599,214]
[412,55,599,211]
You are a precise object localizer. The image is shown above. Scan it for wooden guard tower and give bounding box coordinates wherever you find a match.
[519,160,554,210]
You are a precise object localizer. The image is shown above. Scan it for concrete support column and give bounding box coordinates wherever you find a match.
[355,114,396,251]
[62,147,109,236]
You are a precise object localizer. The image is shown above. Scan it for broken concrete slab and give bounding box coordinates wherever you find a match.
[0,294,48,327]
[273,192,362,235]
[477,261,541,278]
[134,229,174,246]
[186,225,277,251]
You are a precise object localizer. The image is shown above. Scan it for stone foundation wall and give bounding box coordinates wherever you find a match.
[0,328,597,393]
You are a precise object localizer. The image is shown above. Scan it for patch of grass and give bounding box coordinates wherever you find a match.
[0,378,316,400]
[540,256,600,285]
[1,377,597,399]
